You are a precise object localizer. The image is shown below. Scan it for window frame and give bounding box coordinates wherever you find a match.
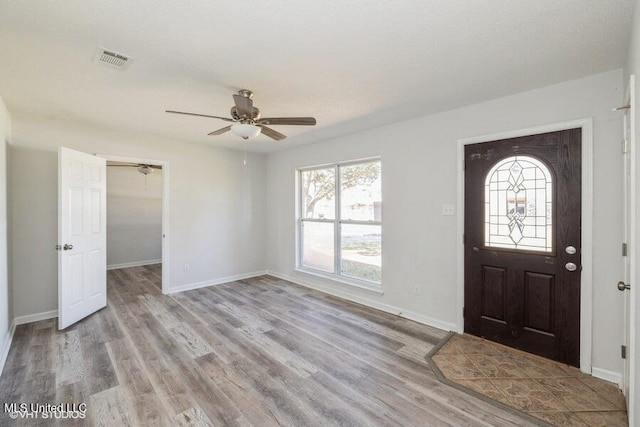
[297,158,382,292]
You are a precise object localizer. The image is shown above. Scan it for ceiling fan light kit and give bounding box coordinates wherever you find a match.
[231,123,262,140]
[137,165,153,175]
[166,89,317,141]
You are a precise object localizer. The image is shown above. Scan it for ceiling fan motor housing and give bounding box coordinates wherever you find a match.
[230,106,261,122]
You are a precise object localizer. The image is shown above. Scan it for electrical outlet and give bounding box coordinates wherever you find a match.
[442,204,455,216]
[183,263,190,272]
[414,285,421,295]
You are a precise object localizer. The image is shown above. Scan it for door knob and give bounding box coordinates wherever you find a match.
[565,262,577,272]
[63,244,73,251]
[618,281,631,291]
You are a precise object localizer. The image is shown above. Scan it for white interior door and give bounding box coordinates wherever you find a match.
[623,103,632,404]
[58,147,107,330]
[622,75,636,422]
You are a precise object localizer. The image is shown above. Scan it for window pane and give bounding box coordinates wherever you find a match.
[340,224,381,283]
[340,162,381,221]
[302,221,335,273]
[484,156,553,252]
[301,168,335,219]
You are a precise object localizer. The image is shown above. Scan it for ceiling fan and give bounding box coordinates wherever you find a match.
[166,89,316,141]
[107,163,162,175]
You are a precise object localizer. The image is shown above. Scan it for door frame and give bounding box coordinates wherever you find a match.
[97,153,170,294]
[456,118,593,373]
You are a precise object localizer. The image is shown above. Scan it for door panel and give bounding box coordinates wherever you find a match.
[524,272,555,333]
[58,147,107,330]
[464,129,581,366]
[482,266,506,321]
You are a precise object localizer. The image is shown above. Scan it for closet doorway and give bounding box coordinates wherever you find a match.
[101,154,168,293]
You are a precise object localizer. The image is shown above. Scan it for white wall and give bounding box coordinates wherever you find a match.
[107,165,162,268]
[624,0,640,421]
[10,118,266,317]
[10,147,57,318]
[0,97,11,371]
[266,70,625,377]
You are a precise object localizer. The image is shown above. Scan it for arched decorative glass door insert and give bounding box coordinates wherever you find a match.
[484,155,553,252]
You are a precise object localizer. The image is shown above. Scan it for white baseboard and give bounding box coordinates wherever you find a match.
[591,367,623,388]
[266,270,458,333]
[0,319,16,375]
[14,309,58,326]
[167,270,268,294]
[107,259,162,270]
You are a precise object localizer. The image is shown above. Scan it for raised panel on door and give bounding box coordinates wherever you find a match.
[524,272,555,335]
[90,188,101,235]
[481,265,506,322]
[88,249,103,299]
[69,186,84,237]
[69,253,84,307]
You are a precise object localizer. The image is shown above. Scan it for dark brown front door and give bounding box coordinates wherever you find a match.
[464,129,581,366]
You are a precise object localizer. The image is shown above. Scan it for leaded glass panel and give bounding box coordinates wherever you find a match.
[484,156,553,252]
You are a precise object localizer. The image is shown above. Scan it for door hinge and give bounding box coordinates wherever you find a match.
[463,233,466,245]
[622,345,627,359]
[622,138,629,154]
[463,307,466,318]
[623,243,628,257]
[463,159,466,171]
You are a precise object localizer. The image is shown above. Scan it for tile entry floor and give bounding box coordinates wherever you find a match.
[429,334,628,426]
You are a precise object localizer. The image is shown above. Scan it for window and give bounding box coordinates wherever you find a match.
[484,155,553,252]
[299,160,382,288]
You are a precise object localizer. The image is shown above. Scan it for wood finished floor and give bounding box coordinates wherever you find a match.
[0,265,541,426]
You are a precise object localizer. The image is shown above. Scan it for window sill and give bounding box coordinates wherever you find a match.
[294,268,384,295]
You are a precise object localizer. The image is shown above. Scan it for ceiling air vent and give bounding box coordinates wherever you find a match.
[95,48,133,70]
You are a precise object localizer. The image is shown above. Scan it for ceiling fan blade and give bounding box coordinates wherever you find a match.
[166,110,234,122]
[108,163,163,170]
[208,125,232,136]
[258,117,316,126]
[258,125,286,141]
[232,94,254,118]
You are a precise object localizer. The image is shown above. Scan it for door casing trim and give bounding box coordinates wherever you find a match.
[456,118,593,374]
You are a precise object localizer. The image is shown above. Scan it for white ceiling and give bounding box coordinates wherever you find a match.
[0,1,635,153]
